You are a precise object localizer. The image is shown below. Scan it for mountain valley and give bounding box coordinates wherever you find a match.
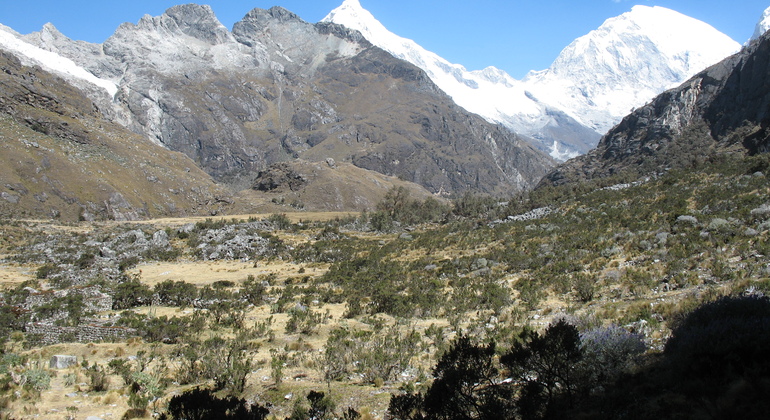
[0,2,770,419]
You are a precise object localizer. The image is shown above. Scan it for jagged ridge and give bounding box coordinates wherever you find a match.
[1,4,554,198]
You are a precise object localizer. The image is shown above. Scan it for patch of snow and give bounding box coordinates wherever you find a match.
[0,25,118,96]
[549,141,580,161]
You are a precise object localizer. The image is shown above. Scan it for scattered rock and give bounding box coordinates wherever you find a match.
[750,204,770,220]
[676,215,699,225]
[471,258,488,270]
[1,192,20,204]
[152,230,170,248]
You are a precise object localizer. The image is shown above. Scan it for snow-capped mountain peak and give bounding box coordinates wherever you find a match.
[322,0,567,157]
[525,5,740,134]
[322,0,471,83]
[324,1,740,160]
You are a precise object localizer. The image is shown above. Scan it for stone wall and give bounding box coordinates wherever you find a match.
[24,286,113,313]
[25,323,136,346]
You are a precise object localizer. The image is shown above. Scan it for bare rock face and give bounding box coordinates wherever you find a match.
[541,32,770,187]
[17,5,554,197]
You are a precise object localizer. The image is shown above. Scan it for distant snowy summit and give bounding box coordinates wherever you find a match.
[324,1,740,160]
[751,6,770,42]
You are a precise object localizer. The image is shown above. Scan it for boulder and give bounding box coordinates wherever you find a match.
[49,355,77,369]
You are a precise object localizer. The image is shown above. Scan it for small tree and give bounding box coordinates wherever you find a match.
[113,275,153,309]
[501,320,583,418]
[160,387,269,420]
[270,349,287,386]
[423,335,513,420]
[377,186,410,220]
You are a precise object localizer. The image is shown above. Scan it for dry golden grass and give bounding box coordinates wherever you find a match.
[0,262,35,286]
[129,260,326,287]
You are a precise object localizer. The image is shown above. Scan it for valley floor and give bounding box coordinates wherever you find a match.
[1,155,769,419]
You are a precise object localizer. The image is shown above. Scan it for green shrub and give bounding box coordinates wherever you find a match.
[579,325,646,387]
[24,368,51,392]
[267,213,293,230]
[112,275,153,310]
[35,263,58,279]
[154,280,197,307]
[285,306,325,335]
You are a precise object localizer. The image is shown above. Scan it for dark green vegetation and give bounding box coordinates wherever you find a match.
[0,152,768,419]
[388,296,770,419]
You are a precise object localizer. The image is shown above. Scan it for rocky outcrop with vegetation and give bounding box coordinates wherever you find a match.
[0,51,232,221]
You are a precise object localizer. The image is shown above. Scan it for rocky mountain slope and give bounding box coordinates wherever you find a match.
[1,4,553,199]
[324,1,739,160]
[540,30,770,187]
[0,50,232,221]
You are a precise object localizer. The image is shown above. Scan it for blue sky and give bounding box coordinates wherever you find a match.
[2,1,768,78]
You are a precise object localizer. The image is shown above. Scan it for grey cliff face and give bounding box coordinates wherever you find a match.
[162,4,234,45]
[541,32,770,187]
[20,4,554,195]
